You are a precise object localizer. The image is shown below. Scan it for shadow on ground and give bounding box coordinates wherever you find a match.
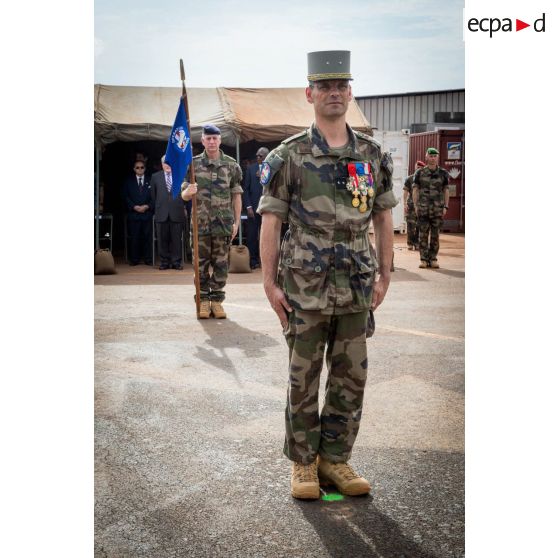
[193,319,280,385]
[297,496,436,558]
[431,269,465,279]
[391,268,427,282]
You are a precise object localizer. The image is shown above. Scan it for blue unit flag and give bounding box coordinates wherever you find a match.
[165,99,193,199]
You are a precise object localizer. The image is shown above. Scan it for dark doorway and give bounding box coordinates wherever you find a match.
[96,139,281,259]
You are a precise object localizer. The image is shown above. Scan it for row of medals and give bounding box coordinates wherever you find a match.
[347,174,375,213]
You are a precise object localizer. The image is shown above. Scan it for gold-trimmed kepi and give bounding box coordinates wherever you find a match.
[307,50,352,82]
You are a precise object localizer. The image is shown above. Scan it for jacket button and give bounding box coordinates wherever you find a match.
[314,265,322,272]
[285,257,292,265]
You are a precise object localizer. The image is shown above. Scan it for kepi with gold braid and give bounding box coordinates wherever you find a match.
[307,50,352,82]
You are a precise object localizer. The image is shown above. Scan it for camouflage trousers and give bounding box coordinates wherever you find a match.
[406,212,419,247]
[196,234,230,301]
[418,215,443,262]
[283,309,369,464]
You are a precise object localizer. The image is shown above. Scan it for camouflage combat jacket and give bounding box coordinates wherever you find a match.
[403,174,415,212]
[257,123,398,315]
[189,149,243,236]
[412,166,449,218]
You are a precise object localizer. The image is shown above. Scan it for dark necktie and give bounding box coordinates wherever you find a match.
[138,177,143,193]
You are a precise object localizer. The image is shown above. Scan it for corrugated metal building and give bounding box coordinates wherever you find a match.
[356,89,465,133]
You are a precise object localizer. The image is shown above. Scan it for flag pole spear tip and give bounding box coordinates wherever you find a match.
[180,59,186,96]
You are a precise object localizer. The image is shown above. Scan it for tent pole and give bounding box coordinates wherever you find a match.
[95,144,100,250]
[235,134,243,244]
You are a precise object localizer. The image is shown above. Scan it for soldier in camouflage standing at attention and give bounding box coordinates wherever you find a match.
[258,51,398,500]
[412,147,450,269]
[182,124,243,318]
[403,160,425,250]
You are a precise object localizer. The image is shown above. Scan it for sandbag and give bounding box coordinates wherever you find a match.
[228,245,251,273]
[94,249,116,275]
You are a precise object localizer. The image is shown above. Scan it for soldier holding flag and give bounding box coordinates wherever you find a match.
[182,124,243,319]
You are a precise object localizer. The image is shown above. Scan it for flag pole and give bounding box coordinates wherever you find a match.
[180,59,201,317]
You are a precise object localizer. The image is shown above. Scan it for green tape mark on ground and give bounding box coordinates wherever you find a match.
[321,493,344,501]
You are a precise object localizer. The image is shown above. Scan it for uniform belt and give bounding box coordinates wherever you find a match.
[289,223,325,238]
[289,223,367,241]
[333,229,368,241]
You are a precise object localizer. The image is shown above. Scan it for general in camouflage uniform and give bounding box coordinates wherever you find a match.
[403,160,425,250]
[258,50,398,499]
[182,124,243,318]
[412,147,450,269]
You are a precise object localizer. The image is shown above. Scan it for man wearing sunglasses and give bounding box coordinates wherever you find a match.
[123,160,153,266]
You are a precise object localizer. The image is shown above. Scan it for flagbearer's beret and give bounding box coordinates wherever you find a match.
[202,124,221,135]
[307,50,352,82]
[426,147,439,155]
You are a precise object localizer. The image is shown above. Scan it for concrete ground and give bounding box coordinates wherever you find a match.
[95,232,464,558]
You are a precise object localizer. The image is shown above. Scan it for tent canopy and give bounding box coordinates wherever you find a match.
[94,84,372,148]
[222,87,371,142]
[94,84,235,147]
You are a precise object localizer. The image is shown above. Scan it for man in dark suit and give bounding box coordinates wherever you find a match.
[243,147,269,269]
[151,155,187,270]
[123,160,153,266]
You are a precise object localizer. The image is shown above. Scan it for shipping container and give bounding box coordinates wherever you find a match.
[372,130,410,232]
[409,129,465,233]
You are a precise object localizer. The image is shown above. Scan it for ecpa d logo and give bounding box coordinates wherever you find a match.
[467,13,546,37]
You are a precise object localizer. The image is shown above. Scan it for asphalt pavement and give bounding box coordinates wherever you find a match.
[95,233,464,558]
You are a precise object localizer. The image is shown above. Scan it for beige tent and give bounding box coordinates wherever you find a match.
[94,85,237,147]
[93,84,373,248]
[94,84,372,149]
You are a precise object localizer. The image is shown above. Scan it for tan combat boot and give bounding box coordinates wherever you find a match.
[198,300,211,319]
[291,461,320,500]
[318,457,371,496]
[419,260,428,269]
[430,260,440,269]
[211,301,227,319]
